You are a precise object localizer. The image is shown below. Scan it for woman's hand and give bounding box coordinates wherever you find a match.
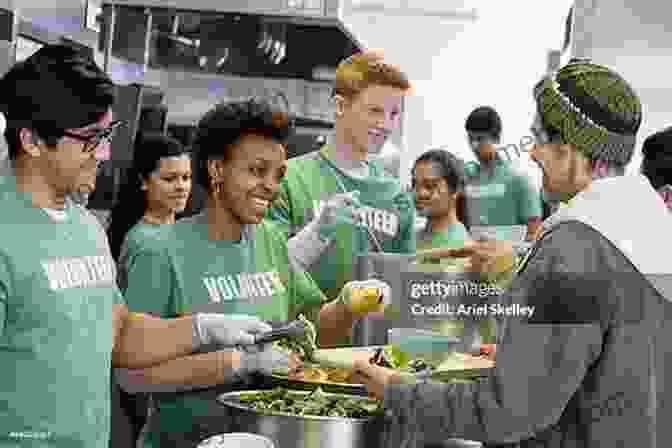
[437,240,515,274]
[466,239,516,274]
[352,358,402,401]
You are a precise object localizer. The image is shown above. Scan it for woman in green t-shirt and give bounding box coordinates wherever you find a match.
[412,149,496,347]
[119,97,390,448]
[107,132,192,288]
[413,149,470,254]
[106,133,192,448]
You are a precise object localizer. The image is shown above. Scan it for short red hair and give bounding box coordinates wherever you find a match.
[333,50,412,99]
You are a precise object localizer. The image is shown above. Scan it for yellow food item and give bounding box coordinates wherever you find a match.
[289,367,354,384]
[491,253,516,274]
[349,286,383,314]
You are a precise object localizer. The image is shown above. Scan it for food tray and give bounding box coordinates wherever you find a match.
[271,346,493,394]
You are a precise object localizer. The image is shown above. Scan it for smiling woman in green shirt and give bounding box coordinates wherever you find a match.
[413,149,470,254]
[106,133,192,448]
[107,133,192,280]
[119,97,390,448]
[411,149,496,347]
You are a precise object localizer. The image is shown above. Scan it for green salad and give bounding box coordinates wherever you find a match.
[274,314,317,360]
[237,387,383,419]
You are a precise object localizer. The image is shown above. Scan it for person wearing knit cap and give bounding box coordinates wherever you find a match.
[463,106,543,245]
[353,59,672,448]
[641,126,672,210]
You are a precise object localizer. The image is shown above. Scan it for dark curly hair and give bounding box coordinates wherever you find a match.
[192,97,293,192]
[0,44,115,159]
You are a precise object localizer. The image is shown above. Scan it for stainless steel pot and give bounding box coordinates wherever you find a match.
[216,390,388,448]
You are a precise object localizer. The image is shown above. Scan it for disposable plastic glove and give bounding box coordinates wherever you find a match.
[192,314,272,351]
[336,279,391,316]
[238,344,302,376]
[315,191,361,241]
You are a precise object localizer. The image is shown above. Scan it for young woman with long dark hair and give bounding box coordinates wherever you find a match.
[107,132,191,267]
[106,132,191,448]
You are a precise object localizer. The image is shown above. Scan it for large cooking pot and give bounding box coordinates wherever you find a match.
[216,390,388,448]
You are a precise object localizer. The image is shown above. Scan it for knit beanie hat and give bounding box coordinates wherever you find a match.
[533,59,642,167]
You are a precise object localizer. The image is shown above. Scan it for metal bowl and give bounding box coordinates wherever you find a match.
[216,390,388,448]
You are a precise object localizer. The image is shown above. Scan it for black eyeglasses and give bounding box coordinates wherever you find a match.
[62,120,125,153]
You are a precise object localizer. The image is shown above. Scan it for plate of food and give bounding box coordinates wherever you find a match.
[269,314,493,393]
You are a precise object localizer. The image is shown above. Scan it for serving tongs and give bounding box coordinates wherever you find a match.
[415,241,477,261]
[250,319,310,346]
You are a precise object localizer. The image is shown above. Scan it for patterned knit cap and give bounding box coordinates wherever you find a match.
[533,59,642,166]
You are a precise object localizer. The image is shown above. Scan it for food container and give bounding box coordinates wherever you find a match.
[217,390,388,448]
[197,433,275,448]
[387,328,462,365]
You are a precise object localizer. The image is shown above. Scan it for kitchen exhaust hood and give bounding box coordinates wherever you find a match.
[99,1,362,81]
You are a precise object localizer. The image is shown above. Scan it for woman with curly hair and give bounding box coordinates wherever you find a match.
[117,97,390,448]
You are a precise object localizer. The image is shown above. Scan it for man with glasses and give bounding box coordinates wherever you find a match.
[66,122,121,208]
[463,106,543,245]
[0,44,279,448]
[530,117,567,218]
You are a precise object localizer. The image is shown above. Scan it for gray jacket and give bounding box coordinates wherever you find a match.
[383,220,672,448]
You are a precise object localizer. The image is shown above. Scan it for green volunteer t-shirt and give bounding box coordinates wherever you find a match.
[0,184,125,448]
[122,212,327,445]
[464,160,542,232]
[116,221,165,292]
[267,145,417,302]
[123,213,325,320]
[416,222,470,253]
